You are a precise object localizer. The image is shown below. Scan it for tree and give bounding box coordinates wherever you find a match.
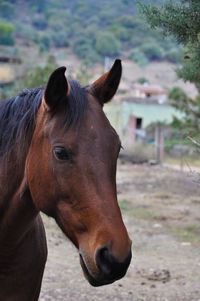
[73,37,99,62]
[0,2,15,20]
[75,64,92,86]
[0,20,15,45]
[17,56,58,90]
[95,32,121,57]
[140,0,200,134]
[129,48,148,66]
[39,34,51,52]
[141,43,163,61]
[169,87,200,133]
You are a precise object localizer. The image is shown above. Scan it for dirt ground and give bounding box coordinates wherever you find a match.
[39,162,200,301]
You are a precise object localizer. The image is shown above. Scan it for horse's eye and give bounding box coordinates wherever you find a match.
[53,147,72,161]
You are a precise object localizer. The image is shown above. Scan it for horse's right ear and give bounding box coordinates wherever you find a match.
[44,66,68,111]
[89,59,122,105]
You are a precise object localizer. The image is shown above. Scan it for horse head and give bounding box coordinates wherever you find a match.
[26,60,132,286]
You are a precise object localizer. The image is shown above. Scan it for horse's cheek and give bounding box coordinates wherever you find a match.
[26,146,56,215]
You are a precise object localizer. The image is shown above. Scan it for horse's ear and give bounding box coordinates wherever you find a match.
[90,59,122,105]
[44,66,68,110]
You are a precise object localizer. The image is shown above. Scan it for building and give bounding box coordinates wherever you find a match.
[104,99,183,161]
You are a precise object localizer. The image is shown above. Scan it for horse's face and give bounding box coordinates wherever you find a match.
[26,60,132,286]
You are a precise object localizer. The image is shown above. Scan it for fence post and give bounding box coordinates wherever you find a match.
[155,123,164,163]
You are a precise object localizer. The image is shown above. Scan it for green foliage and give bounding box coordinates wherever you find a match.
[50,31,69,48]
[0,2,14,20]
[137,77,149,84]
[169,86,200,134]
[73,37,99,62]
[141,0,200,133]
[141,43,163,61]
[165,48,182,64]
[0,0,180,63]
[0,20,15,45]
[128,48,148,66]
[141,1,200,86]
[39,34,51,52]
[139,1,200,45]
[95,32,121,57]
[32,16,48,30]
[29,0,47,13]
[176,43,200,91]
[75,64,91,86]
[169,87,188,104]
[17,55,58,90]
[118,15,139,29]
[0,84,14,100]
[73,38,90,58]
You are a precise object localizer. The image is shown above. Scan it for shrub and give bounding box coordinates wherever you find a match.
[76,64,91,85]
[39,35,51,52]
[16,23,38,44]
[95,32,121,57]
[129,48,148,66]
[0,2,15,20]
[73,38,90,57]
[141,43,163,61]
[169,87,187,102]
[32,16,48,30]
[73,38,99,62]
[165,49,181,64]
[109,24,131,41]
[51,31,69,48]
[118,16,142,29]
[17,55,58,90]
[120,141,155,163]
[0,21,15,45]
[137,77,149,84]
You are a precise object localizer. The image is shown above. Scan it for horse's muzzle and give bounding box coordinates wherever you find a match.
[80,246,132,287]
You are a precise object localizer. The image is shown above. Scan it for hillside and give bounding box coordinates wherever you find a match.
[0,0,181,64]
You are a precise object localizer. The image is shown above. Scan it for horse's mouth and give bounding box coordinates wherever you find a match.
[79,255,114,287]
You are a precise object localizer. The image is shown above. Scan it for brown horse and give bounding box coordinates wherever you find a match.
[0,60,132,300]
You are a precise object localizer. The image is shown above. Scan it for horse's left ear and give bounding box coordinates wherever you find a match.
[44,66,68,110]
[90,59,122,105]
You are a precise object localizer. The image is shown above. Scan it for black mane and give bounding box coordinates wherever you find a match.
[0,87,42,159]
[0,80,87,159]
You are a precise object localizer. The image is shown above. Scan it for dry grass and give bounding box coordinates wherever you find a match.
[164,157,200,168]
[119,199,156,220]
[170,224,200,244]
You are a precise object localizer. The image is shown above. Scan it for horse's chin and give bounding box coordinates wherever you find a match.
[79,255,114,287]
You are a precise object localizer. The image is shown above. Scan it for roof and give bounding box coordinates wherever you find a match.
[104,101,183,137]
[133,83,167,95]
[120,95,168,105]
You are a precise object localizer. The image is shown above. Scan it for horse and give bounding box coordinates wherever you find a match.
[0,59,132,300]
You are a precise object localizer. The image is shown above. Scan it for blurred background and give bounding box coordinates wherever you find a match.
[0,0,199,166]
[0,1,200,300]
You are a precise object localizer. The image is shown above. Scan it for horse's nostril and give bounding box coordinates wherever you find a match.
[96,246,112,276]
[96,246,132,280]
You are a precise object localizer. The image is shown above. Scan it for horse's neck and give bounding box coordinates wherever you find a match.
[0,150,26,206]
[0,152,38,245]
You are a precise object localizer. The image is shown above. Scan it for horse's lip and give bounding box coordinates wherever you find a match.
[79,255,114,287]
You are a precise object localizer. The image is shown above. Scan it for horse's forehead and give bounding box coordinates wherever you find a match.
[79,99,120,151]
[45,95,119,146]
[85,97,108,126]
[84,98,116,132]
